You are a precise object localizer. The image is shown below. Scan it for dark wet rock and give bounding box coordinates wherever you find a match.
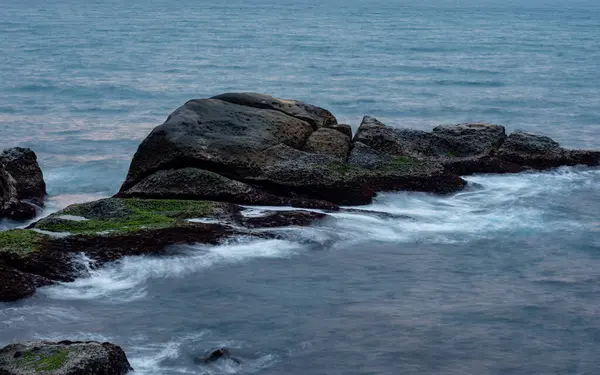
[497,131,600,169]
[246,144,466,205]
[355,117,599,174]
[119,97,315,193]
[0,148,45,221]
[0,167,37,221]
[330,124,353,138]
[119,96,471,208]
[238,210,329,229]
[302,128,351,160]
[355,118,506,160]
[202,348,241,365]
[120,168,291,205]
[212,92,337,130]
[118,94,599,209]
[0,266,36,302]
[432,123,507,157]
[348,142,390,169]
[0,341,132,375]
[0,197,330,302]
[0,148,46,204]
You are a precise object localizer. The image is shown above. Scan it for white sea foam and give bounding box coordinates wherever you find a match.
[41,238,302,302]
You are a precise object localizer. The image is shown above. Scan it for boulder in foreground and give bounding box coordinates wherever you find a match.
[0,341,132,375]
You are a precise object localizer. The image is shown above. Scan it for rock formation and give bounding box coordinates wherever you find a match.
[0,148,46,221]
[0,341,132,375]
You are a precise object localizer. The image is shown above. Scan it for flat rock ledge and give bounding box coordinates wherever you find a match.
[117,93,599,209]
[0,341,132,375]
[0,198,330,302]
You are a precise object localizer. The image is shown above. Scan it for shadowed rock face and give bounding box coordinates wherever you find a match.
[0,341,132,375]
[0,148,46,221]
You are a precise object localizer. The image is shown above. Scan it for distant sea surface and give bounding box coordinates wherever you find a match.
[1,1,600,374]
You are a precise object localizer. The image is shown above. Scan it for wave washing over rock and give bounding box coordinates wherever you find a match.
[1,93,599,374]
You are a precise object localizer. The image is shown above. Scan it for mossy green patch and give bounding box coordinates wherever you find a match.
[22,349,69,372]
[123,198,216,219]
[445,151,458,158]
[389,156,422,169]
[0,229,46,256]
[35,198,218,235]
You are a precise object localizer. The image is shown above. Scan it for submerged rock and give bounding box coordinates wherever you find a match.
[202,348,241,365]
[0,148,46,221]
[0,341,132,375]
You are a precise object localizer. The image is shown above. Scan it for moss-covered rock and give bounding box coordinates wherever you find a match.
[33,198,222,235]
[0,341,132,375]
[0,197,328,302]
[0,229,47,256]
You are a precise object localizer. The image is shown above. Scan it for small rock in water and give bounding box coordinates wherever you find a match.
[203,348,241,364]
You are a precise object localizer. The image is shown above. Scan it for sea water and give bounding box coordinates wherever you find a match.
[1,0,600,374]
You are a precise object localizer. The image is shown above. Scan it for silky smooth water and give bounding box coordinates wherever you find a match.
[1,0,599,374]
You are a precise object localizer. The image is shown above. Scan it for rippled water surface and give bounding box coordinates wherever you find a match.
[1,0,600,374]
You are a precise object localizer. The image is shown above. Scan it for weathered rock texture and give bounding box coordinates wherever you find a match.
[0,148,46,221]
[118,93,469,207]
[0,341,132,375]
[353,118,599,176]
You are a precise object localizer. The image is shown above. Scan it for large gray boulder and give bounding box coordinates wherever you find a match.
[0,341,132,375]
[0,148,46,221]
[119,94,466,208]
[119,97,316,192]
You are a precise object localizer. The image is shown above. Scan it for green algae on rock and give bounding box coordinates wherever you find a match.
[33,198,222,235]
[0,197,328,302]
[0,341,132,375]
[0,229,47,256]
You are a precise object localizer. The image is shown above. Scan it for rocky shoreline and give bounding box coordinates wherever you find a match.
[1,93,598,374]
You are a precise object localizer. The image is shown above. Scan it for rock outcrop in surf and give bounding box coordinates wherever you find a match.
[0,148,46,221]
[117,93,599,209]
[1,92,599,303]
[0,341,132,375]
[116,93,467,207]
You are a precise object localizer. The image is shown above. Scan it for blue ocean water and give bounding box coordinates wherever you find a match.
[1,0,600,374]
